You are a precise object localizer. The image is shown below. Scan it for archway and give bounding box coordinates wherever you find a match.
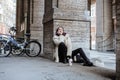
[0,0,16,34]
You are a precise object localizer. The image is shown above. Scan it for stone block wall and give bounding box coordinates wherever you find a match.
[16,0,44,53]
[96,0,113,51]
[58,0,87,11]
[30,0,44,53]
[54,20,90,50]
[43,0,90,59]
[17,0,90,59]
[43,20,54,59]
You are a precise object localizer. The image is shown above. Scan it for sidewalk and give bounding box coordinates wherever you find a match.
[0,56,115,80]
[89,50,116,70]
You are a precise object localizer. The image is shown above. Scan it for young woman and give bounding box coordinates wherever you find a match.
[53,26,93,66]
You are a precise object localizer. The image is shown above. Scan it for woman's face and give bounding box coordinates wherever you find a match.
[57,27,64,35]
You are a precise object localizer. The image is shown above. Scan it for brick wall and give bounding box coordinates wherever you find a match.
[30,0,44,53]
[96,0,113,51]
[43,0,90,59]
[54,20,90,50]
[43,20,54,59]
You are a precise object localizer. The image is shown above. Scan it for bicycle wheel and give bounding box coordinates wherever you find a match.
[0,41,11,57]
[25,41,41,57]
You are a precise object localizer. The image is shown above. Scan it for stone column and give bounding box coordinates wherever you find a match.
[16,0,24,37]
[43,0,90,59]
[103,0,113,51]
[16,0,44,53]
[30,0,44,54]
[96,0,113,51]
[96,0,104,51]
[43,0,54,59]
[116,0,120,79]
[16,0,28,38]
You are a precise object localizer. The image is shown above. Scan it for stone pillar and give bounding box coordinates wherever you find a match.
[16,0,28,37]
[30,0,44,54]
[16,0,44,53]
[43,0,54,59]
[96,0,113,51]
[103,0,113,51]
[96,0,104,51]
[43,0,90,59]
[16,0,24,37]
[116,0,120,79]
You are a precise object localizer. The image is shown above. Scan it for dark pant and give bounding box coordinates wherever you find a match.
[58,42,67,63]
[58,42,90,63]
[72,48,90,63]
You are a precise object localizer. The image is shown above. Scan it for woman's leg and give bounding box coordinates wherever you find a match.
[58,42,67,63]
[72,48,93,66]
[72,48,86,62]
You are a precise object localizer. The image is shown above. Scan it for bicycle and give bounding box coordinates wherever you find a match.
[0,35,12,57]
[0,27,41,57]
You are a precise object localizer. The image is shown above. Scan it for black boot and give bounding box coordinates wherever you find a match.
[63,59,67,64]
[83,61,93,66]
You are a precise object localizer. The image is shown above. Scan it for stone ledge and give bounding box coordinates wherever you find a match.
[43,8,90,23]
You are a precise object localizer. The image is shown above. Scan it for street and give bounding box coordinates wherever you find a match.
[0,56,115,80]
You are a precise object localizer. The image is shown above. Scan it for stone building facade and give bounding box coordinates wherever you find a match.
[43,0,90,59]
[16,0,120,79]
[16,0,44,53]
[96,0,113,51]
[16,0,91,59]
